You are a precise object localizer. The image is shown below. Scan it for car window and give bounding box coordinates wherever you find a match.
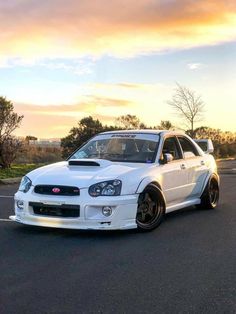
[195,141,208,152]
[178,136,199,158]
[161,137,181,160]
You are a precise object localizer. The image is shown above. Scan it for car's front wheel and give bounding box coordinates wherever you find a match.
[136,184,165,231]
[198,175,219,209]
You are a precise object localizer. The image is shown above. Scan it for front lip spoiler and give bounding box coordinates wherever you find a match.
[9,215,137,230]
[9,215,20,222]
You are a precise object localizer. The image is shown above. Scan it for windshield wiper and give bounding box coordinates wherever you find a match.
[87,153,100,158]
[101,153,123,158]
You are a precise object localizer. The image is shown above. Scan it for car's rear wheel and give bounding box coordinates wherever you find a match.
[198,175,219,209]
[136,184,165,231]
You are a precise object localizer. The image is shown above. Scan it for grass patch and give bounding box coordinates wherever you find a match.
[0,164,46,179]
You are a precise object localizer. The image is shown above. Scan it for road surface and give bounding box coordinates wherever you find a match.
[0,160,235,313]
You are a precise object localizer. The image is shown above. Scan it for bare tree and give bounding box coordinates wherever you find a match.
[167,83,205,137]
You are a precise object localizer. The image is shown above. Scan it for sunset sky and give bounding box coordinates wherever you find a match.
[0,0,236,138]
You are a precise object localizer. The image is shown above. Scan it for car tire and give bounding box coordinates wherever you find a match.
[136,184,165,231]
[198,175,219,209]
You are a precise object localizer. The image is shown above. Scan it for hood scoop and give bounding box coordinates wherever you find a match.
[68,160,100,167]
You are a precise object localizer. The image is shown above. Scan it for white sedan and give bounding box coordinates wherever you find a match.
[10,130,219,231]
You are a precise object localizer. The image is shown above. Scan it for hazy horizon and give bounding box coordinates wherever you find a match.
[1,0,236,137]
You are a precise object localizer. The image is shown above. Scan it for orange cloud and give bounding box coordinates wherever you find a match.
[116,83,142,89]
[0,0,235,58]
[13,95,133,137]
[15,95,131,115]
[12,81,175,137]
[14,109,117,138]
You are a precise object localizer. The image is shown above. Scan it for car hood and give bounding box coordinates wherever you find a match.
[27,159,152,191]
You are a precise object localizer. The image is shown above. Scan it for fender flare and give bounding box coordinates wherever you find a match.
[136,176,162,194]
[200,171,220,197]
[136,180,166,213]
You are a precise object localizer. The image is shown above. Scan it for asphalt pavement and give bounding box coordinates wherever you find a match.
[0,160,235,314]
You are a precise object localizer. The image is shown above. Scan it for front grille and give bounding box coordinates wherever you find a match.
[34,185,80,196]
[29,202,80,218]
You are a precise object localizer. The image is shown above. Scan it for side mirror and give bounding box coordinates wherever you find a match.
[160,153,174,164]
[194,139,214,154]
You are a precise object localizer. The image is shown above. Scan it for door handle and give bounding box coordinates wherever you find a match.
[180,164,186,170]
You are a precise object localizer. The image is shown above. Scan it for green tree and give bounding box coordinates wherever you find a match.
[61,116,117,158]
[0,137,23,168]
[116,114,141,129]
[193,126,236,158]
[25,135,38,144]
[168,83,204,137]
[0,97,24,168]
[158,120,174,130]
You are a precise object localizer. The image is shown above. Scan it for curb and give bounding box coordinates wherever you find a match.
[0,177,22,185]
[217,158,235,162]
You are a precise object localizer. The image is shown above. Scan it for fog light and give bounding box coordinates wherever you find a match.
[16,200,24,210]
[102,206,112,217]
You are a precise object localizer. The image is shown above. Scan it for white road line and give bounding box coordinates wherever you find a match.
[0,218,12,222]
[0,195,14,198]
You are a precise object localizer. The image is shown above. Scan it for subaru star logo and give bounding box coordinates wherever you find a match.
[52,187,61,193]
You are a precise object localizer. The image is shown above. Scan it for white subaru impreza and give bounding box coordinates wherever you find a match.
[10,130,219,231]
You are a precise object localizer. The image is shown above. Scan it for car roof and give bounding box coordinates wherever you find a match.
[99,129,185,136]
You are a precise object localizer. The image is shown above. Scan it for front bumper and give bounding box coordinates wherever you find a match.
[10,188,138,230]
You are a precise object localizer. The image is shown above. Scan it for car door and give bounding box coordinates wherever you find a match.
[177,136,208,198]
[159,136,189,205]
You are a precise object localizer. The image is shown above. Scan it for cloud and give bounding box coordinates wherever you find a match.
[187,63,203,70]
[0,57,11,68]
[0,56,94,75]
[15,95,132,114]
[13,94,134,137]
[13,82,174,137]
[85,96,132,108]
[0,0,235,58]
[116,83,142,89]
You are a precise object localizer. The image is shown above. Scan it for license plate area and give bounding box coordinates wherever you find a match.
[29,202,80,218]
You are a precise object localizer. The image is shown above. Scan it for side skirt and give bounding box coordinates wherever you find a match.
[166,198,201,213]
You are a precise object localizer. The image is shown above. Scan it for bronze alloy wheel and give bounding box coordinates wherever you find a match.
[136,184,165,231]
[208,179,219,207]
[198,175,219,209]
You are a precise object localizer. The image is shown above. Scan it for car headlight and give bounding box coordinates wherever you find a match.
[89,180,122,197]
[19,176,32,193]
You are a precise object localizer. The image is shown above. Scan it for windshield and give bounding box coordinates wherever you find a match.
[70,133,160,163]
